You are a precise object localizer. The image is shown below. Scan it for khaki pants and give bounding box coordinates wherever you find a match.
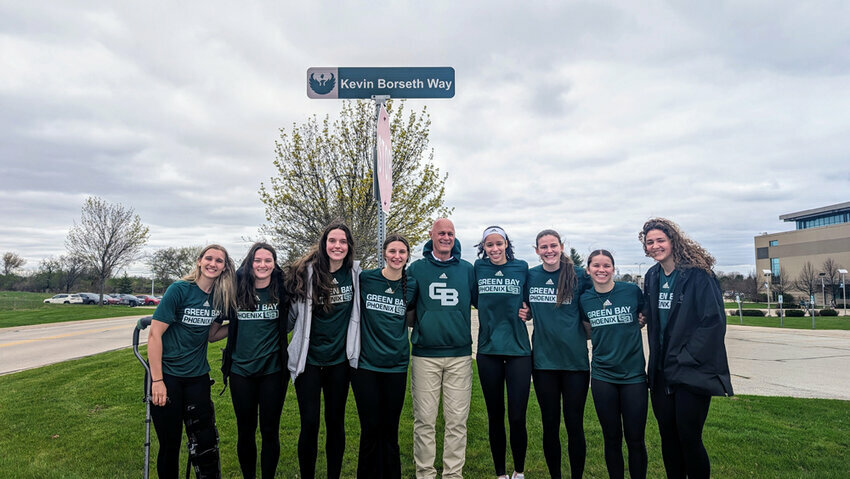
[411,355,473,479]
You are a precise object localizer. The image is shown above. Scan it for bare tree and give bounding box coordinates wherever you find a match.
[59,255,87,293]
[147,246,201,291]
[2,252,26,275]
[821,258,842,304]
[793,261,819,302]
[65,197,149,304]
[773,266,794,301]
[37,257,62,292]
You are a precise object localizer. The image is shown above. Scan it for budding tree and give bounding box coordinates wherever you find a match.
[259,100,451,265]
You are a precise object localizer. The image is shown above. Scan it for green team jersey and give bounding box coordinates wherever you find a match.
[232,287,281,377]
[657,269,679,351]
[408,239,477,358]
[358,268,418,372]
[527,264,592,370]
[308,267,354,366]
[475,258,530,356]
[153,280,222,377]
[579,282,646,384]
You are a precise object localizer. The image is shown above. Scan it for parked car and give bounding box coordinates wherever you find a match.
[101,294,119,305]
[136,295,160,305]
[43,294,84,304]
[77,293,100,305]
[111,294,141,307]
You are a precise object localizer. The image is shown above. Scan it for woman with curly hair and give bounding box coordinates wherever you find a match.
[286,222,361,479]
[639,218,733,479]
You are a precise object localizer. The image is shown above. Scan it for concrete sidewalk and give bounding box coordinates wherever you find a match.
[471,311,850,400]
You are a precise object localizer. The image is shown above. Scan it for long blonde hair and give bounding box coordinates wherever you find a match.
[183,244,238,317]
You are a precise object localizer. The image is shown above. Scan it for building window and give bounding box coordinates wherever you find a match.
[769,240,778,246]
[770,258,780,277]
[757,247,769,259]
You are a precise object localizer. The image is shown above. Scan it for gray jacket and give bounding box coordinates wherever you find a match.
[287,261,362,381]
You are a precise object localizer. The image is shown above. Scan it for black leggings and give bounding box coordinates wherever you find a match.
[532,369,590,479]
[294,361,351,479]
[229,371,287,479]
[150,373,217,479]
[477,353,532,476]
[651,374,712,479]
[590,378,647,479]
[351,368,407,479]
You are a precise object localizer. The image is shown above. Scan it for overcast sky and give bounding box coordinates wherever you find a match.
[2,1,849,278]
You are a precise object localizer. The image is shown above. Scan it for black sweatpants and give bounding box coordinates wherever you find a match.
[477,353,532,476]
[351,368,407,479]
[150,373,217,479]
[532,369,590,479]
[294,361,351,479]
[229,371,287,479]
[590,378,647,479]
[651,374,712,479]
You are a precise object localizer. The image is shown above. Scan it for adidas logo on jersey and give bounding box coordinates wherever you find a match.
[385,287,394,294]
[439,273,448,279]
[332,278,339,284]
[662,282,670,289]
[545,279,554,285]
[603,299,612,307]
[203,300,210,307]
[495,270,504,277]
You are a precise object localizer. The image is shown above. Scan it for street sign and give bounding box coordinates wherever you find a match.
[778,294,783,304]
[375,105,392,214]
[307,67,455,99]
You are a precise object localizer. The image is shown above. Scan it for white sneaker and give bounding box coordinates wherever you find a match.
[511,472,525,479]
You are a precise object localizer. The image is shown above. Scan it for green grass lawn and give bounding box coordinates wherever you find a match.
[1,345,848,478]
[0,291,151,328]
[726,315,850,330]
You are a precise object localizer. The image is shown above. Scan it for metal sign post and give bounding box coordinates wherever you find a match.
[778,294,784,327]
[373,95,392,267]
[735,294,743,324]
[811,294,816,329]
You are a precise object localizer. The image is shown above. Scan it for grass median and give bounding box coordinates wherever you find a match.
[1,344,848,478]
[0,292,150,328]
[726,315,850,330]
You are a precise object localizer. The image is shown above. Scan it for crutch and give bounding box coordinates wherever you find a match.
[133,316,154,479]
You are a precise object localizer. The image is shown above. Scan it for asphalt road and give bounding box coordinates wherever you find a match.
[0,315,149,375]
[3,314,850,400]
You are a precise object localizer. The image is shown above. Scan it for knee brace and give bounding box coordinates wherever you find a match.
[185,400,221,479]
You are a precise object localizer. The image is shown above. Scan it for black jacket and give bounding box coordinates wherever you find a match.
[220,271,289,392]
[643,263,733,397]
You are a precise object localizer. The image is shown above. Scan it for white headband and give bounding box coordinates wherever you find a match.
[481,226,507,242]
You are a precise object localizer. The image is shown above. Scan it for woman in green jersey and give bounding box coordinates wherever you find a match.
[285,222,361,479]
[474,225,530,479]
[352,234,418,479]
[220,242,288,479]
[148,244,237,479]
[579,249,647,479]
[527,229,592,479]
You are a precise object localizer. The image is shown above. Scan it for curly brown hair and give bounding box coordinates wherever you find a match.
[639,217,715,272]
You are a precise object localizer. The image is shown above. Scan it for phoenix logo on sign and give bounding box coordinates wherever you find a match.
[307,68,339,98]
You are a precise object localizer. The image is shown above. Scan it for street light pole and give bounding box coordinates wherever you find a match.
[839,269,848,317]
[762,270,772,317]
[819,273,826,310]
